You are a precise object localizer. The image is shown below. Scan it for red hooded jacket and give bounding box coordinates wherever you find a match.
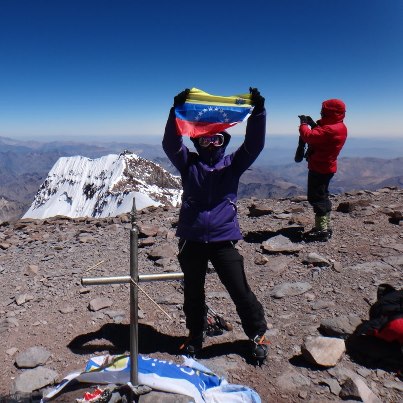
[299,99,347,174]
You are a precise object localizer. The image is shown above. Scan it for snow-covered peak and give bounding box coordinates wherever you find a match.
[23,152,182,219]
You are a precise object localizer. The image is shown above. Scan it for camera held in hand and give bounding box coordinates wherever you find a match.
[298,115,308,124]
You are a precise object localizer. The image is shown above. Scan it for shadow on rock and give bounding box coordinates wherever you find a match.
[68,327,261,366]
[244,226,304,244]
[288,354,326,372]
[0,391,42,403]
[67,323,182,355]
[175,335,265,366]
[244,230,275,243]
[197,340,261,366]
[346,333,402,372]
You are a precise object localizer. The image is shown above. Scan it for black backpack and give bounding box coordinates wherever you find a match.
[362,284,403,335]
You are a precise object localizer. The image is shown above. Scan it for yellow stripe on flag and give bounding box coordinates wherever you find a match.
[186,88,253,107]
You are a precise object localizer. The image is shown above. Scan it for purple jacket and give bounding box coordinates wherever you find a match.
[162,107,266,242]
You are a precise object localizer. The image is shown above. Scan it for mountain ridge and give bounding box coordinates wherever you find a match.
[0,135,402,221]
[23,152,182,219]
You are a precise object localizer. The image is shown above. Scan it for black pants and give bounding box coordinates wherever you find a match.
[307,170,334,216]
[178,240,267,339]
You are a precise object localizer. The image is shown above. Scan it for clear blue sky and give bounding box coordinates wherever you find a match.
[1,0,402,140]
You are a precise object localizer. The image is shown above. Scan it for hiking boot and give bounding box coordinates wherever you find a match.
[326,212,332,238]
[251,335,269,365]
[303,228,330,242]
[303,214,330,242]
[179,332,205,357]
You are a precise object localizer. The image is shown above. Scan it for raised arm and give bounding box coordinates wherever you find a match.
[162,90,190,172]
[232,88,266,174]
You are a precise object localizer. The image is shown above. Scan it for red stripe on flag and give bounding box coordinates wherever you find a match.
[175,118,236,138]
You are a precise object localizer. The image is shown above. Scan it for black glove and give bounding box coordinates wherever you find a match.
[174,89,190,107]
[306,116,318,128]
[249,87,265,112]
[298,115,308,124]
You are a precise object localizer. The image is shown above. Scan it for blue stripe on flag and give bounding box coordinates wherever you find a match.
[175,103,251,124]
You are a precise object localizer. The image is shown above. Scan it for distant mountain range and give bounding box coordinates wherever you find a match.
[0,135,402,221]
[241,157,403,198]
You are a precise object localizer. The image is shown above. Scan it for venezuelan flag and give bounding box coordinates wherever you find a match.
[175,88,253,138]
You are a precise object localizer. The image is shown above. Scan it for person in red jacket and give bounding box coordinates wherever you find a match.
[297,99,347,241]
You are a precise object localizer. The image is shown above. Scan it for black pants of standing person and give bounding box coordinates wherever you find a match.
[307,170,334,216]
[177,240,267,339]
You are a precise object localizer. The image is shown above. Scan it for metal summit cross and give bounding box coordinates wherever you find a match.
[81,198,184,387]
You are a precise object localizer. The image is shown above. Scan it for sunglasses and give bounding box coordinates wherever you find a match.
[198,134,224,148]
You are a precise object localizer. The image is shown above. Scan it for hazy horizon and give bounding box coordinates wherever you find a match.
[1,132,402,162]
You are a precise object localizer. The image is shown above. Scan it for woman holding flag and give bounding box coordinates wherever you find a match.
[162,87,269,365]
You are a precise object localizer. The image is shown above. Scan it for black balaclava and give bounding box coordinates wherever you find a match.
[191,131,231,166]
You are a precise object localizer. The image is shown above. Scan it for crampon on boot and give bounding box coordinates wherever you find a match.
[179,332,205,358]
[251,335,270,366]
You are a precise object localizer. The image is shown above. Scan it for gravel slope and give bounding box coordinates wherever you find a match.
[0,188,402,402]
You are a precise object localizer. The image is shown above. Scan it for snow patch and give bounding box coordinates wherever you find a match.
[23,153,182,219]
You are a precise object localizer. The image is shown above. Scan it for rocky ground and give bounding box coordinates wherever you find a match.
[0,188,403,402]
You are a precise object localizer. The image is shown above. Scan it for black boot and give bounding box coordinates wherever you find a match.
[303,215,330,242]
[303,228,331,242]
[179,332,205,357]
[251,335,269,365]
[326,212,333,239]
